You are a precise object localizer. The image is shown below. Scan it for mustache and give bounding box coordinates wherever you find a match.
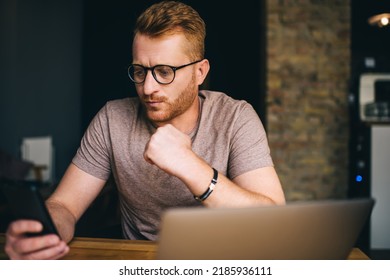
[142,95,167,102]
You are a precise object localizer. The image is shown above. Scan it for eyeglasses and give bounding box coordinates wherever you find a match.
[127,60,202,85]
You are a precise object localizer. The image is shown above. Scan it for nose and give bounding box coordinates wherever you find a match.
[142,70,160,95]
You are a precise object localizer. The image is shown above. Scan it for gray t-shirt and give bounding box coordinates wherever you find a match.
[72,90,273,240]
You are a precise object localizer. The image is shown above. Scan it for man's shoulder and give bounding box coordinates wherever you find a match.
[200,90,248,105]
[198,90,261,130]
[199,90,252,114]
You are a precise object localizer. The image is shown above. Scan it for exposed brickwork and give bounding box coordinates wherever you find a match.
[266,0,351,200]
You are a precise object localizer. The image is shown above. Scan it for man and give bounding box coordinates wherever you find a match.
[5,1,285,259]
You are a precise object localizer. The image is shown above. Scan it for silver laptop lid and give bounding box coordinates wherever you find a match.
[156,198,374,260]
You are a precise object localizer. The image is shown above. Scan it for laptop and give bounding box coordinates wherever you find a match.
[156,198,374,260]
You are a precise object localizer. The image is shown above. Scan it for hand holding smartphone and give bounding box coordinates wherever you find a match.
[0,178,59,237]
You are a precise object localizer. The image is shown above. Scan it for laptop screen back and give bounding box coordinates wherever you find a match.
[156,198,374,260]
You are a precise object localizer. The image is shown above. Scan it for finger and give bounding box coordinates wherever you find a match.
[6,220,43,237]
[10,234,61,255]
[50,243,70,260]
[143,141,155,165]
[143,153,154,165]
[16,241,69,260]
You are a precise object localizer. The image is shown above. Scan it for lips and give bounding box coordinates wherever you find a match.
[142,97,166,110]
[143,96,166,104]
[145,100,163,103]
[145,100,163,105]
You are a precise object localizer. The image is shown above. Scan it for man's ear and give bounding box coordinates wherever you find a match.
[196,59,210,86]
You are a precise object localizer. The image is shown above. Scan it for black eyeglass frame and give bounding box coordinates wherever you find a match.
[127,59,203,85]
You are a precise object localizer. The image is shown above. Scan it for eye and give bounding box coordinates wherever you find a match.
[133,67,145,78]
[155,66,173,79]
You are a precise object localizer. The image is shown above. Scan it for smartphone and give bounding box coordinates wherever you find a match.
[0,179,59,237]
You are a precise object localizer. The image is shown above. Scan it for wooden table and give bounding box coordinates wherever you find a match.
[61,236,157,260]
[0,234,370,260]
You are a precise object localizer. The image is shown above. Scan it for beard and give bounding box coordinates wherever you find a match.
[141,73,198,124]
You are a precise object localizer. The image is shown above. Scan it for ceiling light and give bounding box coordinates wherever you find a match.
[368,13,390,27]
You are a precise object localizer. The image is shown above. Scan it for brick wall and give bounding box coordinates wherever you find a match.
[266,0,351,200]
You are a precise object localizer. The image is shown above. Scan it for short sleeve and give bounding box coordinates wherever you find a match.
[228,103,273,178]
[72,105,112,180]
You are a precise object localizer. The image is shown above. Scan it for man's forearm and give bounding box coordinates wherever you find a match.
[177,154,285,208]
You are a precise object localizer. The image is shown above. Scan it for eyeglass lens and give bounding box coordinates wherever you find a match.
[129,65,175,84]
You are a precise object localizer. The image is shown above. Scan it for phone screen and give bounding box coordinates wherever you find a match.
[0,179,59,237]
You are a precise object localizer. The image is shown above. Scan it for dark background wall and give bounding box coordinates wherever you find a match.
[0,0,83,181]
